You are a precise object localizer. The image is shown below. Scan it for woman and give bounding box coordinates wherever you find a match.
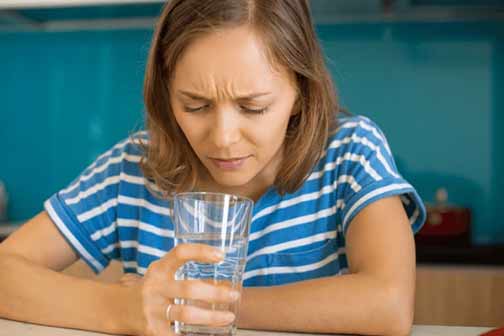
[0,1,425,335]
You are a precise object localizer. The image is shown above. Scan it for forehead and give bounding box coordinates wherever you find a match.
[171,26,292,96]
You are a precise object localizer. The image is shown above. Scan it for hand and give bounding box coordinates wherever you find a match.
[129,244,240,336]
[119,273,142,287]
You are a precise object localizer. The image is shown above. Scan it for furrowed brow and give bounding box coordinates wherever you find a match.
[178,90,271,101]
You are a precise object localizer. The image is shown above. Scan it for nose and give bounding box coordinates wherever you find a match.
[209,105,241,149]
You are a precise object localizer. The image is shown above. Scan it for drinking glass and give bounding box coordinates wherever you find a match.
[172,192,254,336]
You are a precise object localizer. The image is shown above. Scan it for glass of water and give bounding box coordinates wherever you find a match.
[172,192,254,336]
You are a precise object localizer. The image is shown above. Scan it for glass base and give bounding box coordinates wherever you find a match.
[175,322,236,336]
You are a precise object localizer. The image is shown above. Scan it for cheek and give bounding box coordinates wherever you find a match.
[255,125,282,146]
[173,113,205,149]
[252,114,291,152]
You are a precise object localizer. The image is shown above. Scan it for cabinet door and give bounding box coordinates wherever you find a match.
[415,265,504,326]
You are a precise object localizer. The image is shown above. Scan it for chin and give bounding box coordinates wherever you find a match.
[208,170,255,188]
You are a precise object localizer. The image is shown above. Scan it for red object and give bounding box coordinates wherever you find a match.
[415,188,471,246]
[480,327,504,336]
[419,205,471,236]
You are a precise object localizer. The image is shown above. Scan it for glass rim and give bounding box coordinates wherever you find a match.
[174,191,254,206]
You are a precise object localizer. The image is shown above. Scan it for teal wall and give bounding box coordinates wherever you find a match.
[0,30,150,222]
[317,22,504,245]
[1,21,503,245]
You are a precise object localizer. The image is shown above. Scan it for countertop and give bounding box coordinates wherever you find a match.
[0,319,495,336]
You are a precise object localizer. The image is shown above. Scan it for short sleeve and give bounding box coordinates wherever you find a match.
[332,116,426,236]
[44,134,144,273]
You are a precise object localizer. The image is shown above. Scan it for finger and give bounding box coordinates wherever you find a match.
[160,244,224,272]
[142,301,174,336]
[170,279,240,303]
[149,316,174,336]
[169,304,235,327]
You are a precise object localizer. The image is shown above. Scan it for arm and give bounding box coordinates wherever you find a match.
[237,196,416,336]
[0,211,239,336]
[0,211,140,335]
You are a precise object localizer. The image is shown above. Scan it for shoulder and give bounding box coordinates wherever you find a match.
[82,131,148,174]
[328,115,391,150]
[321,115,393,164]
[318,114,400,183]
[62,131,150,196]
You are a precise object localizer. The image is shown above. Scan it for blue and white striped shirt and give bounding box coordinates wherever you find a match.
[44,115,426,287]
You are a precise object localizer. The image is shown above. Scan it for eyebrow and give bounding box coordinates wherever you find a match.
[178,90,272,101]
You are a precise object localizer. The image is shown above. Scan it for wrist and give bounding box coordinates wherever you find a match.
[237,286,266,329]
[104,283,145,335]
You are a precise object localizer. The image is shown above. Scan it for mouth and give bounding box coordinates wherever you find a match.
[209,155,251,170]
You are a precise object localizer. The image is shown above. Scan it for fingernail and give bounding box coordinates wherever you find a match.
[230,291,240,301]
[224,312,235,322]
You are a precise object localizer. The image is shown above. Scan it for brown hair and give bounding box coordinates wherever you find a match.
[141,0,340,197]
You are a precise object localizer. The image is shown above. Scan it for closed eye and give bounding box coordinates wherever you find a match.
[183,105,209,113]
[240,106,268,114]
[183,105,268,114]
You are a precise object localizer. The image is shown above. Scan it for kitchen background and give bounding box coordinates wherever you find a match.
[0,0,503,247]
[1,0,504,327]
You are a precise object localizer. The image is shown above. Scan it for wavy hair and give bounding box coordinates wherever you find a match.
[141,0,340,197]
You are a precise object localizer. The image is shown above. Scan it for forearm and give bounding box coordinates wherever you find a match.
[0,253,140,335]
[238,273,413,336]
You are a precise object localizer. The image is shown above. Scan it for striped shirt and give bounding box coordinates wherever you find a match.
[44,115,426,287]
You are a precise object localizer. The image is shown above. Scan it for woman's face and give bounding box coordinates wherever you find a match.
[170,25,297,196]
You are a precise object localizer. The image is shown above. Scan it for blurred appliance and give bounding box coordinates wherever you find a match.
[415,188,471,247]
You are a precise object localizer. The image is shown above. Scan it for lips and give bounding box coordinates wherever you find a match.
[213,157,247,161]
[209,155,250,170]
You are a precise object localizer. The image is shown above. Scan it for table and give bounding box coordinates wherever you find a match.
[0,318,494,336]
